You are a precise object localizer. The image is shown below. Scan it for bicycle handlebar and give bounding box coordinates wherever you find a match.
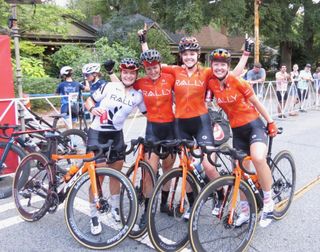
[0,124,21,139]
[84,140,114,162]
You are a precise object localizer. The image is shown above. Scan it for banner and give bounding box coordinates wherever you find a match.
[0,35,18,175]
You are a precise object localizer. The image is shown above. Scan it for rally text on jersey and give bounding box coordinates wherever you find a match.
[142,89,171,97]
[175,80,205,87]
[110,94,134,106]
[216,94,238,104]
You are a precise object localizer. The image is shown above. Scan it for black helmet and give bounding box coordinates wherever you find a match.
[119,58,140,71]
[209,48,231,64]
[140,49,161,66]
[178,36,200,53]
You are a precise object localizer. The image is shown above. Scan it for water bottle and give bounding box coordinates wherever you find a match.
[100,111,108,124]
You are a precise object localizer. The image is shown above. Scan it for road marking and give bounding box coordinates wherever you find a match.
[293,175,320,201]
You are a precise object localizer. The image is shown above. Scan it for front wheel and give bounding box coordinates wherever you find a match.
[189,176,258,252]
[270,150,296,219]
[147,167,200,252]
[65,168,138,250]
[120,160,156,239]
[0,142,27,199]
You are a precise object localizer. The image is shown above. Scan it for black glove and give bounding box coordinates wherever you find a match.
[244,37,254,53]
[103,60,115,74]
[138,29,147,44]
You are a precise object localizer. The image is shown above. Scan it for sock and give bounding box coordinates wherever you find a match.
[240,200,249,215]
[90,203,97,218]
[217,188,224,201]
[161,190,169,206]
[111,194,120,209]
[187,192,194,207]
[144,198,149,212]
[263,190,272,204]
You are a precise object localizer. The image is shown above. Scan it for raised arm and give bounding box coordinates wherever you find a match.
[232,37,254,77]
[138,23,149,52]
[103,59,120,82]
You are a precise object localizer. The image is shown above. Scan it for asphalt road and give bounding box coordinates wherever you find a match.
[1,109,320,252]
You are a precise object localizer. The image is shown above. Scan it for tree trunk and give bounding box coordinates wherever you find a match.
[303,0,314,64]
[280,41,292,71]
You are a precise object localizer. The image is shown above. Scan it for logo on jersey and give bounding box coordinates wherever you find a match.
[216,94,238,104]
[213,124,225,141]
[202,135,208,140]
[110,94,134,106]
[175,80,205,87]
[142,89,171,97]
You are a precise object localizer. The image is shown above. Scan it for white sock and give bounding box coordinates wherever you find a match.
[240,200,249,215]
[110,194,120,209]
[263,190,272,204]
[90,203,98,218]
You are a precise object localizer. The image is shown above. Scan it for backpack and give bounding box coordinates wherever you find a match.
[208,108,231,146]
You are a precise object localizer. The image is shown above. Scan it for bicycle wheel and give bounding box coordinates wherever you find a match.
[147,167,200,252]
[189,176,258,252]
[120,160,156,239]
[0,142,27,199]
[271,150,296,219]
[65,168,138,250]
[13,153,53,221]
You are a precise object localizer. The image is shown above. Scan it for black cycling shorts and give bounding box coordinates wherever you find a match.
[232,118,267,155]
[87,128,125,164]
[145,121,175,154]
[175,113,214,146]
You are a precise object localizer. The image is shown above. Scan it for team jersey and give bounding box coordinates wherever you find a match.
[134,73,175,123]
[208,74,259,128]
[56,81,83,105]
[90,82,146,131]
[162,65,212,118]
[90,79,107,94]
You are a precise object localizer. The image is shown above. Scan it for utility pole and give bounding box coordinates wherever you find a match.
[254,0,261,64]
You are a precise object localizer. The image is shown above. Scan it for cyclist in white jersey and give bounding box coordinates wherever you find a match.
[85,58,146,235]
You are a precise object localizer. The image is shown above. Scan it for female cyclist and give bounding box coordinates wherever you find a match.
[82,63,107,94]
[207,48,278,228]
[85,58,147,235]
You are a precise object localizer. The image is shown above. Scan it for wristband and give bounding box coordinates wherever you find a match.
[107,70,114,75]
[243,51,250,56]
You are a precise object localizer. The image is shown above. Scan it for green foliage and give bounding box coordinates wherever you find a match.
[11,40,46,57]
[12,56,48,78]
[0,0,9,29]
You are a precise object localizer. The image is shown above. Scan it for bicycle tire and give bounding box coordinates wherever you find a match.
[13,153,53,221]
[65,168,138,250]
[0,142,27,199]
[270,150,296,219]
[147,167,200,252]
[189,176,258,252]
[60,128,87,154]
[120,160,156,239]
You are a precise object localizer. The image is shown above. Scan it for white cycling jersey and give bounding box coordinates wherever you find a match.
[90,82,146,131]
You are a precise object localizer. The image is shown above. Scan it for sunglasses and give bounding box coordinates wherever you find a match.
[120,63,138,70]
[212,50,230,58]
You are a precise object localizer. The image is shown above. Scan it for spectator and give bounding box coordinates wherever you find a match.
[313,66,320,95]
[288,64,300,116]
[246,62,266,100]
[275,65,291,118]
[298,63,313,112]
[56,66,87,120]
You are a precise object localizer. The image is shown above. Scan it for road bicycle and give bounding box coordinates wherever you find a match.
[13,133,138,250]
[146,139,229,252]
[189,129,296,252]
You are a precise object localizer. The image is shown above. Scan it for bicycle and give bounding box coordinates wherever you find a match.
[146,139,228,252]
[0,124,52,199]
[13,133,138,249]
[189,129,296,252]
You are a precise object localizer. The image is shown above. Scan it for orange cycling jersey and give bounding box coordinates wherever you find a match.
[162,65,212,119]
[208,74,259,128]
[134,73,175,123]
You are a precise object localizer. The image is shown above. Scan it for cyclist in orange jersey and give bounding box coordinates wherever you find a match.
[138,29,253,219]
[107,49,177,226]
[208,48,278,228]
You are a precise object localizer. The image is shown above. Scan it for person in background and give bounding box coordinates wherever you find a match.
[312,66,320,95]
[275,65,291,118]
[289,64,300,116]
[56,66,89,121]
[82,63,107,94]
[246,62,266,100]
[298,63,313,112]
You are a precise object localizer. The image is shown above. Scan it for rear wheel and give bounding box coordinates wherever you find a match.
[147,168,199,252]
[189,176,258,252]
[13,153,53,221]
[120,160,156,239]
[65,168,138,250]
[271,150,296,219]
[0,142,27,199]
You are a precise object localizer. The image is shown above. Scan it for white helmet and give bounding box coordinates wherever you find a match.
[60,66,72,76]
[82,63,101,74]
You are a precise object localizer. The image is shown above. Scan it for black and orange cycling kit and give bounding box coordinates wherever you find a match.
[134,73,176,143]
[162,65,214,146]
[208,74,267,153]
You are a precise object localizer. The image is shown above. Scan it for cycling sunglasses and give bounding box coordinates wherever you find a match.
[120,63,139,70]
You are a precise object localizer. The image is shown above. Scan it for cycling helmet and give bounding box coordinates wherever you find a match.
[82,63,101,74]
[140,49,161,67]
[119,58,140,71]
[178,36,200,53]
[209,49,231,64]
[60,66,72,76]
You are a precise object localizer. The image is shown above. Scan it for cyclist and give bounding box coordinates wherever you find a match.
[85,58,147,235]
[106,49,177,227]
[82,63,107,94]
[138,30,253,219]
[56,66,88,120]
[207,48,278,228]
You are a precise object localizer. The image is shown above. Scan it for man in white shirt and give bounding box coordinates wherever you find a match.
[298,63,313,112]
